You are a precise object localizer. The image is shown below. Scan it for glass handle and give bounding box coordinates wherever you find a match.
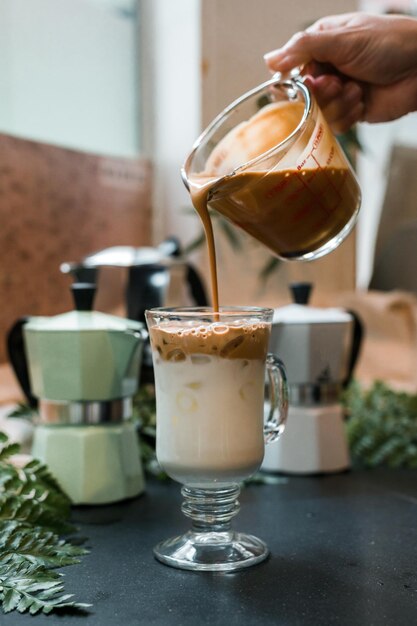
[264,353,288,444]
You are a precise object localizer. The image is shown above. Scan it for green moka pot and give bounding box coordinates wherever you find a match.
[24,285,145,402]
[10,284,147,505]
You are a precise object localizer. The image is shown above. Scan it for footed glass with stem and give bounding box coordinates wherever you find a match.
[145,306,288,572]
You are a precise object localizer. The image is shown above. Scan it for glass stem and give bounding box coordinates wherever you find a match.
[181,485,241,533]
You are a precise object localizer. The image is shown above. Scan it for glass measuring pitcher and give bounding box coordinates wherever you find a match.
[182,73,361,261]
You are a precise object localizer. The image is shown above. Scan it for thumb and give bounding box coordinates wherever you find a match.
[264,29,347,75]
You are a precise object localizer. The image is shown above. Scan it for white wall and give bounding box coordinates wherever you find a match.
[355,1,417,287]
[201,0,356,128]
[0,0,139,157]
[140,0,202,244]
[357,117,417,287]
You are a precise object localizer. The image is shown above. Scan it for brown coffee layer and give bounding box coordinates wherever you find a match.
[150,322,269,361]
[205,166,359,258]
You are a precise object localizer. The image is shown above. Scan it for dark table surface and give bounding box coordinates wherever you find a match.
[4,470,417,626]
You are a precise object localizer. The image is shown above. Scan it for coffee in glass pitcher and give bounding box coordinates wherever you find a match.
[182,72,361,269]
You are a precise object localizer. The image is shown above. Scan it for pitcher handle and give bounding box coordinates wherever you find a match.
[264,353,288,444]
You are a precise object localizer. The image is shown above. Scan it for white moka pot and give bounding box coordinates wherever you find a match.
[262,283,362,474]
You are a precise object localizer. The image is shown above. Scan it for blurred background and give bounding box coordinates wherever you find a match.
[0,0,416,397]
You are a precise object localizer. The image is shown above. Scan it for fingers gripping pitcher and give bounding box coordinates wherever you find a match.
[182,71,361,264]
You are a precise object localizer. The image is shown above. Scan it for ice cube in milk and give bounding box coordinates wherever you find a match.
[154,354,265,487]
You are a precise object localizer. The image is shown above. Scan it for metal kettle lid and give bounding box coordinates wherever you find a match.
[60,238,185,272]
[273,304,353,325]
[273,282,353,325]
[25,283,144,333]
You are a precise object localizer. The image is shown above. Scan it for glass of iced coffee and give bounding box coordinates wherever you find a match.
[145,306,288,571]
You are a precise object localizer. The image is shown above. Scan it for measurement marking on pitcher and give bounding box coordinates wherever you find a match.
[294,166,333,218]
[311,153,347,201]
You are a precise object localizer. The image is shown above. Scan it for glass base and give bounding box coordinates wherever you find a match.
[154,530,269,572]
[154,483,269,571]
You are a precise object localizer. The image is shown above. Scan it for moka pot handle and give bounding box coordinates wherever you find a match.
[6,317,38,409]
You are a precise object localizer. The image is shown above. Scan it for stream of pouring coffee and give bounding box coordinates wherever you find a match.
[189,183,221,312]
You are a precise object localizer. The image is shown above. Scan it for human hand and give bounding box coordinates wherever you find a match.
[264,12,417,133]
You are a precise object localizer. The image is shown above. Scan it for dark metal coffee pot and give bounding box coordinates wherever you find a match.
[60,237,208,382]
[61,237,208,322]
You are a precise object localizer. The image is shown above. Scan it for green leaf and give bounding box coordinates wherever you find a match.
[0,431,90,615]
[0,524,87,568]
[133,386,169,480]
[244,472,288,486]
[182,232,206,256]
[2,588,20,613]
[343,381,417,468]
[337,126,363,167]
[259,255,281,282]
[257,94,271,110]
[183,205,246,255]
[7,403,37,420]
[0,442,20,462]
[217,218,243,251]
